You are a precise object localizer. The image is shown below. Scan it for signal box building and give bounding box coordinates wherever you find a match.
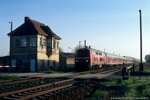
[9,17,61,72]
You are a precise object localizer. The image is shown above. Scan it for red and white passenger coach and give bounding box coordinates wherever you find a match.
[75,47,133,71]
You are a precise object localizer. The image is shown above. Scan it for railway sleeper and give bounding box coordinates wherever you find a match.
[4,97,15,100]
[37,96,46,99]
[31,98,39,100]
[17,93,26,96]
[11,95,23,98]
[42,94,51,98]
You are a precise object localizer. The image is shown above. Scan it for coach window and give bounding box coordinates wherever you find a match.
[93,51,96,55]
[100,58,103,61]
[96,52,98,55]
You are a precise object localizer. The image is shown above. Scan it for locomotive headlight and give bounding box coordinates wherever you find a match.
[76,60,78,62]
[86,60,88,62]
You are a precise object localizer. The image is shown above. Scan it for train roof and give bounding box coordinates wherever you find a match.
[78,47,104,52]
[77,47,133,60]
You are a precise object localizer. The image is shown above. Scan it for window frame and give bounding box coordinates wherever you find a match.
[38,37,42,46]
[47,38,52,48]
[30,37,36,47]
[20,37,27,47]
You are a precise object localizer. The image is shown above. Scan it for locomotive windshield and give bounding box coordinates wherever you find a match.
[76,49,89,56]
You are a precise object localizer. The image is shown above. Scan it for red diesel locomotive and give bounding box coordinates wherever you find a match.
[75,47,133,71]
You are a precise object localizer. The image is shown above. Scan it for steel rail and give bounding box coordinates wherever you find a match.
[15,84,74,100]
[99,69,121,75]
[97,68,122,75]
[0,78,42,86]
[0,79,74,98]
[0,77,31,85]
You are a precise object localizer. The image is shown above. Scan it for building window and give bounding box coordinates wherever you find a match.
[52,39,55,48]
[38,37,42,46]
[47,39,51,47]
[56,41,59,49]
[43,39,46,47]
[20,37,27,47]
[30,37,36,46]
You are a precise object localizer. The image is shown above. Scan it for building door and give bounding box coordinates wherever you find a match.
[30,59,35,72]
[11,59,16,67]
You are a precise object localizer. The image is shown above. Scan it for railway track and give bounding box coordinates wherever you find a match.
[96,67,122,75]
[73,65,123,75]
[0,77,44,86]
[0,79,76,100]
[0,77,30,85]
[0,78,97,100]
[0,66,129,100]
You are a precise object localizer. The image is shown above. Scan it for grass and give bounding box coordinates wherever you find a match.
[131,63,150,75]
[131,71,150,75]
[84,78,150,100]
[0,75,20,81]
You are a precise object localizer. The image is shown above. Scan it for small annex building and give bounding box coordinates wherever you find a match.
[8,17,61,72]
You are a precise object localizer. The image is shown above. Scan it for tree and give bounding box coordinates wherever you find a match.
[73,44,84,54]
[59,47,66,58]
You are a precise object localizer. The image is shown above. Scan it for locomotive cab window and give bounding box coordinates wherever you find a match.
[76,49,89,55]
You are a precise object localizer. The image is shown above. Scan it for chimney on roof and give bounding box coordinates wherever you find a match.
[25,16,30,23]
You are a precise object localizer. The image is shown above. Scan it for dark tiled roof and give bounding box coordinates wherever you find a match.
[8,17,61,40]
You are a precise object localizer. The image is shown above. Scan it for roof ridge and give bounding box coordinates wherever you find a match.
[30,19,45,26]
[8,17,61,40]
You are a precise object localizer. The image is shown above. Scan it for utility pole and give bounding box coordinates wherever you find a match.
[9,21,13,67]
[84,40,86,47]
[104,49,106,52]
[139,10,143,71]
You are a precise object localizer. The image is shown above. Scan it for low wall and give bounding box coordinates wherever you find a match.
[59,58,75,68]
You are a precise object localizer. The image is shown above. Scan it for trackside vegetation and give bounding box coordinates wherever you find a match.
[0,75,20,81]
[84,78,150,100]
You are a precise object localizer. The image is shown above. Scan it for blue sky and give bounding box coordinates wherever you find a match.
[0,0,150,60]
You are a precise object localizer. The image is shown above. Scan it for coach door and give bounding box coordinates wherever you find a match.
[30,59,35,72]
